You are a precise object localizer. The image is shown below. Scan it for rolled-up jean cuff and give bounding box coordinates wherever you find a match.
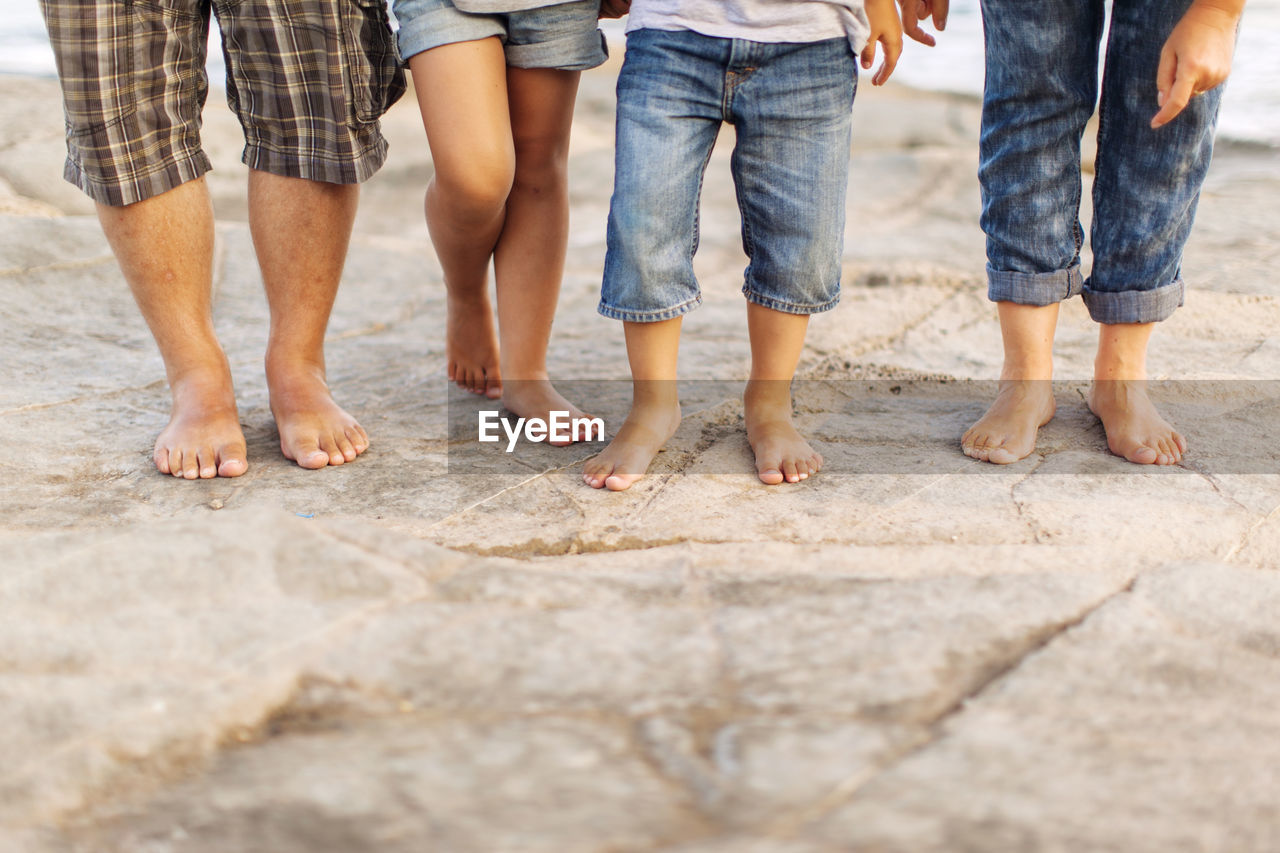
[1082,278,1184,324]
[507,28,607,70]
[986,264,1084,306]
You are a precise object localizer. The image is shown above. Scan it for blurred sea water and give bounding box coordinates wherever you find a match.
[3,0,1277,145]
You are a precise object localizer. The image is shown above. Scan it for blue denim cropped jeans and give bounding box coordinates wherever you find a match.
[979,0,1223,325]
[599,29,855,322]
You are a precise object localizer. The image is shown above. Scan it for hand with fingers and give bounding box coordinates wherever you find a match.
[1151,0,1244,129]
[862,0,905,85]
[899,0,949,47]
[599,0,630,19]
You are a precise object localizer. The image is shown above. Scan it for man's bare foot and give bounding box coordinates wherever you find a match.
[1087,380,1185,466]
[502,378,591,447]
[447,290,502,400]
[267,361,369,469]
[962,380,1056,464]
[154,367,248,480]
[744,384,822,485]
[582,401,681,491]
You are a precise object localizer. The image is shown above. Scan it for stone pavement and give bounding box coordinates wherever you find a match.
[2,67,1279,851]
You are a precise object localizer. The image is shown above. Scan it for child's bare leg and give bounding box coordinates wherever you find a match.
[1087,322,1184,465]
[962,301,1059,464]
[744,303,822,485]
[410,39,513,399]
[582,319,682,491]
[493,66,587,433]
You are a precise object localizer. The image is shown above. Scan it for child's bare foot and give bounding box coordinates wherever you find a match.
[502,378,591,446]
[744,382,822,485]
[154,366,248,480]
[447,290,502,400]
[747,417,824,485]
[582,401,681,491]
[267,360,369,469]
[962,380,1056,464]
[1087,380,1185,466]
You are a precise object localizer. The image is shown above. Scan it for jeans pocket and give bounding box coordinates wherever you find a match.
[340,0,407,125]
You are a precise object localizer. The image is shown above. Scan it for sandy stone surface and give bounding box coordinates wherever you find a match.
[2,55,1279,852]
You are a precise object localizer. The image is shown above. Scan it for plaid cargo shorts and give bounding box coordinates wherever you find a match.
[40,0,407,206]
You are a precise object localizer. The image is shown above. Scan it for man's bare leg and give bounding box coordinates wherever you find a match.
[249,170,368,469]
[493,66,588,431]
[962,301,1059,464]
[410,39,513,399]
[97,177,248,480]
[745,303,822,485]
[1087,322,1185,465]
[582,319,682,491]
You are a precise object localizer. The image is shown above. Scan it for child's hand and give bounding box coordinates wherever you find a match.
[599,0,630,18]
[899,0,949,47]
[1151,0,1242,129]
[862,0,904,85]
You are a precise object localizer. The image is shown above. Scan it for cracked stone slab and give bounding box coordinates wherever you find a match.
[635,713,925,832]
[424,380,1278,557]
[53,715,704,853]
[305,600,721,716]
[711,570,1130,720]
[0,214,113,275]
[1008,452,1260,560]
[0,388,508,532]
[857,285,1280,382]
[550,540,1143,581]
[1233,506,1280,567]
[0,510,446,829]
[803,562,1280,852]
[658,840,838,853]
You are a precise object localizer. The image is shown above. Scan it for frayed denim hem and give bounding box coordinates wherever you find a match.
[597,294,702,323]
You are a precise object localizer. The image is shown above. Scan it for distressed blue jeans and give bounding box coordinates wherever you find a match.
[599,29,856,322]
[979,0,1224,324]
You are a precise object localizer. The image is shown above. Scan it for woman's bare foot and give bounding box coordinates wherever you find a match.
[154,366,248,480]
[582,400,681,491]
[447,290,502,400]
[267,360,369,469]
[1087,380,1185,465]
[962,380,1056,464]
[502,378,590,446]
[744,382,822,485]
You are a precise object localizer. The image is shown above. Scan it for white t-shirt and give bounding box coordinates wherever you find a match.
[626,0,870,52]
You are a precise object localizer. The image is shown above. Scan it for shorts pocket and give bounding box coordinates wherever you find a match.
[340,0,407,124]
[44,0,140,136]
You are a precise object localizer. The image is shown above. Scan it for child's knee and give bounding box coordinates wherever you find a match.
[431,151,515,219]
[512,134,570,187]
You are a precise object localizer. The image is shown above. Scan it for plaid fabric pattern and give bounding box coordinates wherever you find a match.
[40,0,406,206]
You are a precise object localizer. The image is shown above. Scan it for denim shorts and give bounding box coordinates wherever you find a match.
[600,29,855,322]
[39,0,404,206]
[394,0,607,69]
